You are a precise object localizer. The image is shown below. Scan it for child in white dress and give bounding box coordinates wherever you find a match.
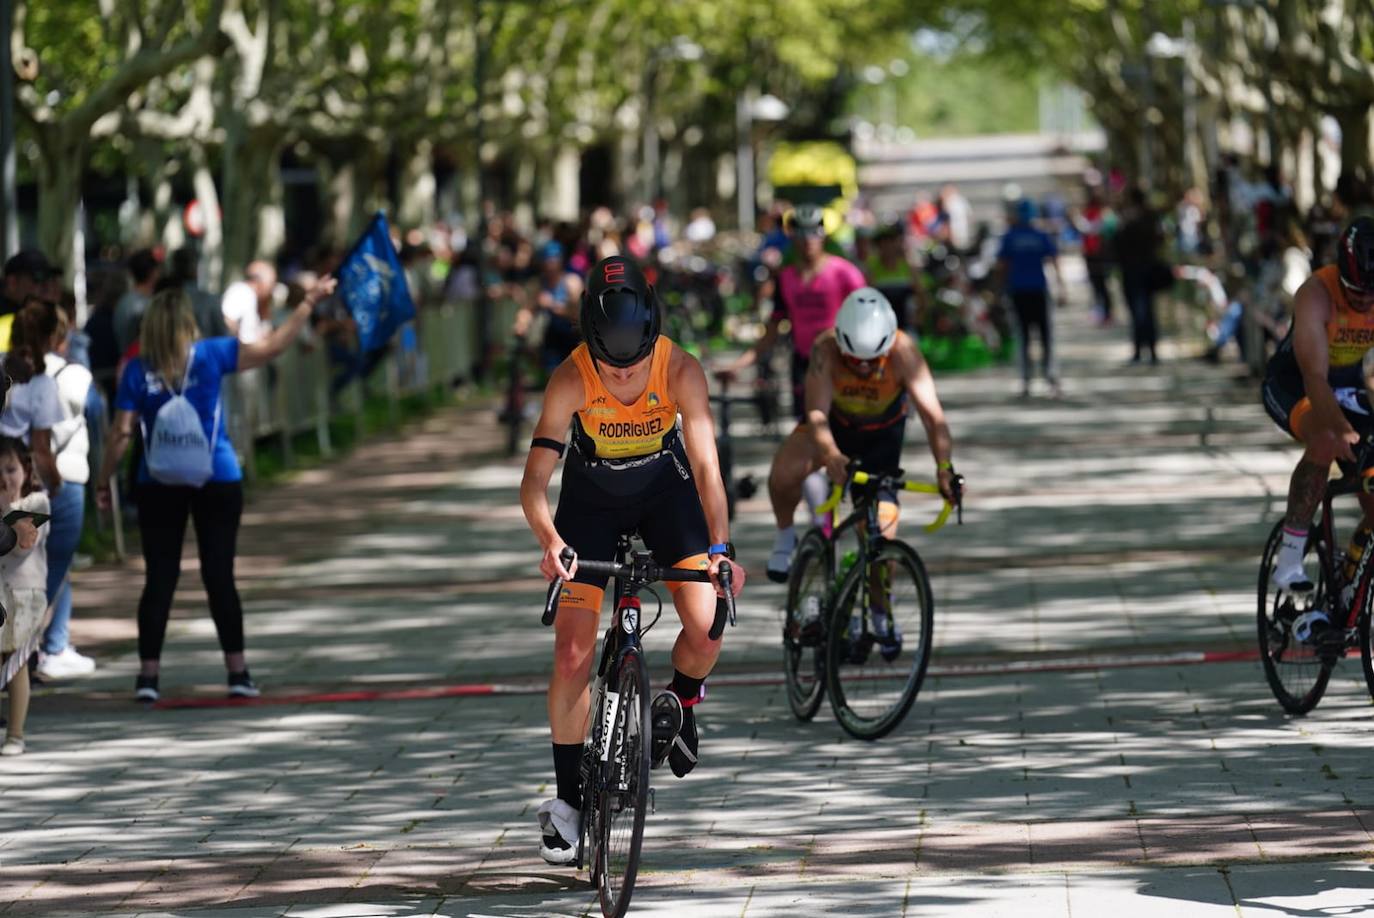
[0,436,50,756]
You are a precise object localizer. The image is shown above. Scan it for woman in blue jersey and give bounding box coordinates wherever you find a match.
[95,279,336,702]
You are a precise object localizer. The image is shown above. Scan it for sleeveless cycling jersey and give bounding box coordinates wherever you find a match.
[1268,264,1374,389]
[864,254,910,289]
[565,336,690,496]
[773,256,867,359]
[828,333,907,430]
[1316,265,1374,369]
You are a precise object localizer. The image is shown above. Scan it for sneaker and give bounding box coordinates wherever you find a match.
[668,707,698,779]
[134,675,160,703]
[767,528,798,583]
[871,608,903,662]
[536,798,580,866]
[36,646,97,680]
[227,671,260,698]
[650,691,683,769]
[0,736,24,756]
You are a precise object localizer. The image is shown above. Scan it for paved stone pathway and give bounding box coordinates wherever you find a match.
[5,290,1374,917]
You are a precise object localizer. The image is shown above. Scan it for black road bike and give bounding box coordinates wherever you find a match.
[542,541,736,918]
[1258,430,1374,714]
[783,465,962,740]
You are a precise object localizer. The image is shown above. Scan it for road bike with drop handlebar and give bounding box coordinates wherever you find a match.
[542,540,736,918]
[782,462,963,740]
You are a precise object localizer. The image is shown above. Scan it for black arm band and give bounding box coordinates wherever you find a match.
[531,437,566,457]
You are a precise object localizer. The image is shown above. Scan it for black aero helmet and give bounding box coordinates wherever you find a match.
[1338,217,1374,296]
[581,255,661,368]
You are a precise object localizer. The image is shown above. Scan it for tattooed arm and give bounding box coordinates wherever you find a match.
[805,334,846,483]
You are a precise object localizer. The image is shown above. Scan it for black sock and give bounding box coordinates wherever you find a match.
[670,670,703,705]
[552,742,582,811]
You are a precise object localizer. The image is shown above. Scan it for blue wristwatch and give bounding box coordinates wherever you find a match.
[708,542,735,560]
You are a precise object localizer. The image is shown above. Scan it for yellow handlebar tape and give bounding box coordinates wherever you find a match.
[813,476,952,533]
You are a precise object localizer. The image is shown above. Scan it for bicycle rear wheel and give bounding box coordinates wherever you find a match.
[1257,520,1335,715]
[596,648,650,918]
[783,528,831,721]
[826,539,934,740]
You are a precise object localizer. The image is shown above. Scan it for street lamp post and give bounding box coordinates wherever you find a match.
[735,90,789,232]
[1,0,17,259]
[641,36,702,204]
[1146,25,1206,192]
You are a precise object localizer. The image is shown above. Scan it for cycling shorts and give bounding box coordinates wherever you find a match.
[833,413,906,479]
[554,464,710,591]
[1262,368,1374,473]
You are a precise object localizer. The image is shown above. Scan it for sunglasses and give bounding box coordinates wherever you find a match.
[841,354,879,372]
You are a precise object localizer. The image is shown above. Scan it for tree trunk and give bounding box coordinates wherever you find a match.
[221,116,282,278]
[398,139,436,230]
[190,142,224,291]
[33,126,84,277]
[1335,104,1371,190]
[348,148,385,244]
[543,143,580,223]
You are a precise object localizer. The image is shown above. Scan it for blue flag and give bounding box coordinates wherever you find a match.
[339,212,416,353]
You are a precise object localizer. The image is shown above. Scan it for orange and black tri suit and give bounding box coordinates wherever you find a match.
[1263,265,1374,456]
[822,333,909,488]
[553,336,710,598]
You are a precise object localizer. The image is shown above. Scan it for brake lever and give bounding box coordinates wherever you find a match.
[541,546,578,626]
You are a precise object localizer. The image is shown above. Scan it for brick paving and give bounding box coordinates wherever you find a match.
[4,296,1374,916]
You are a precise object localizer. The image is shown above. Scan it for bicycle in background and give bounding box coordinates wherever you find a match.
[783,464,963,740]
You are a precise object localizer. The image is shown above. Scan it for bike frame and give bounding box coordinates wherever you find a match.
[577,536,644,870]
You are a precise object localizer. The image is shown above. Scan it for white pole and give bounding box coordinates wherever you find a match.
[736,88,755,232]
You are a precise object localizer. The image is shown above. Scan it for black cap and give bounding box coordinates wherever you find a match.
[3,250,56,283]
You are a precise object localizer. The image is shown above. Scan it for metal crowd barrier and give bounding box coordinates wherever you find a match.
[96,295,522,559]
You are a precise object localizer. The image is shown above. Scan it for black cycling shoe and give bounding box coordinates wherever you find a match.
[668,707,698,778]
[650,691,683,769]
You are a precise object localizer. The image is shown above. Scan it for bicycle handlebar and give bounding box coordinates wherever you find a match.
[541,546,737,639]
[815,467,965,533]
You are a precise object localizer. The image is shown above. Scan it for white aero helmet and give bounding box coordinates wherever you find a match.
[834,287,898,360]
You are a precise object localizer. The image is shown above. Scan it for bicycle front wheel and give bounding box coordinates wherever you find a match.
[597,648,651,918]
[783,528,832,721]
[1257,520,1335,715]
[825,539,934,740]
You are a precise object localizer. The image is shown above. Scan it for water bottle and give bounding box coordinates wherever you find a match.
[834,550,857,591]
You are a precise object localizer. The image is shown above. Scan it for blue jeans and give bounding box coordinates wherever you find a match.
[1213,300,1245,350]
[42,481,86,654]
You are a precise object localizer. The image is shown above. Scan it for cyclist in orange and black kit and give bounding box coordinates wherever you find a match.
[520,256,747,866]
[765,287,956,583]
[1263,217,1374,630]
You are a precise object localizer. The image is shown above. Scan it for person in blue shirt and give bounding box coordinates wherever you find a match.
[95,278,336,703]
[998,199,1064,398]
